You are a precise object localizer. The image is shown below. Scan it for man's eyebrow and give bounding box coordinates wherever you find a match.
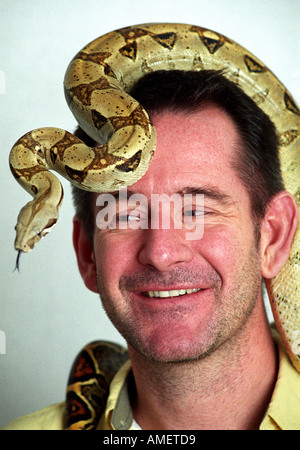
[96,186,235,207]
[95,190,138,210]
[178,186,235,205]
[104,190,136,201]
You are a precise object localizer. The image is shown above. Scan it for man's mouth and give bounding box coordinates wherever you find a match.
[142,288,202,298]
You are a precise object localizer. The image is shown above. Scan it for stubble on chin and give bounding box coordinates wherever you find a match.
[95,242,262,364]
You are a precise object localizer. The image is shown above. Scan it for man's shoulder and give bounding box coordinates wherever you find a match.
[2,402,66,430]
[261,329,300,429]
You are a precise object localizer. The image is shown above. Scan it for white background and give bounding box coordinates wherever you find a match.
[0,0,299,428]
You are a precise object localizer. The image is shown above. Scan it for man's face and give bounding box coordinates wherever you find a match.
[92,105,263,363]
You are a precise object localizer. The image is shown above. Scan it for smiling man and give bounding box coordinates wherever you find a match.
[3,70,299,431]
[71,71,299,430]
[82,106,263,365]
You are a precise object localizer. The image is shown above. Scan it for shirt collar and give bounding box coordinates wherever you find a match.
[97,360,133,430]
[260,329,300,430]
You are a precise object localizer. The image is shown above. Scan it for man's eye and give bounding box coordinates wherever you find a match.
[184,209,205,217]
[116,211,149,230]
[182,209,213,228]
[118,213,140,222]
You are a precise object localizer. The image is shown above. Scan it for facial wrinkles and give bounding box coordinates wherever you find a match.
[94,220,263,364]
[93,108,265,364]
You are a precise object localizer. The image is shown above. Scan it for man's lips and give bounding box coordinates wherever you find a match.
[120,267,220,299]
[141,288,202,298]
[128,285,215,315]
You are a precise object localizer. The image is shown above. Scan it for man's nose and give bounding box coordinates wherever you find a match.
[137,227,194,272]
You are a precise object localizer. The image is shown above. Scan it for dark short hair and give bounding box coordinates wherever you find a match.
[72,70,284,243]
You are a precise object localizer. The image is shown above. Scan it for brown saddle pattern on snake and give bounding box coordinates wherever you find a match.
[65,341,128,430]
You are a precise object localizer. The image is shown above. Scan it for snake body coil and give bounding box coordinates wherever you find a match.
[9,24,300,380]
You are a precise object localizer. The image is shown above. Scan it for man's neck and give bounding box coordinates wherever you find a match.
[128,306,278,430]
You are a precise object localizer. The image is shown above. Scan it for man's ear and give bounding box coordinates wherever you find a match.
[260,191,299,279]
[72,216,98,293]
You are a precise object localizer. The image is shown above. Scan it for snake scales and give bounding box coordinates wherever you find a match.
[9,23,300,428]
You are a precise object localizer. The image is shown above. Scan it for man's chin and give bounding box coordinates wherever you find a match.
[127,336,219,365]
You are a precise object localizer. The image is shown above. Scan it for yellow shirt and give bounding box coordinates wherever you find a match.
[3,332,300,430]
[260,332,300,430]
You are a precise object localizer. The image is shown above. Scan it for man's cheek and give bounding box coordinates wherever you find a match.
[194,227,237,267]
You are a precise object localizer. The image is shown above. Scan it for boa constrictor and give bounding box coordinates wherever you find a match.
[65,341,129,430]
[9,23,300,427]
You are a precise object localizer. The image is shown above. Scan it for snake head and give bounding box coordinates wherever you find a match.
[14,198,59,253]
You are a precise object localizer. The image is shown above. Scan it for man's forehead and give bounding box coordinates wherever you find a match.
[150,106,241,160]
[93,107,244,203]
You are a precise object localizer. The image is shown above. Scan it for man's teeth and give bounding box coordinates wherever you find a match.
[145,288,201,298]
